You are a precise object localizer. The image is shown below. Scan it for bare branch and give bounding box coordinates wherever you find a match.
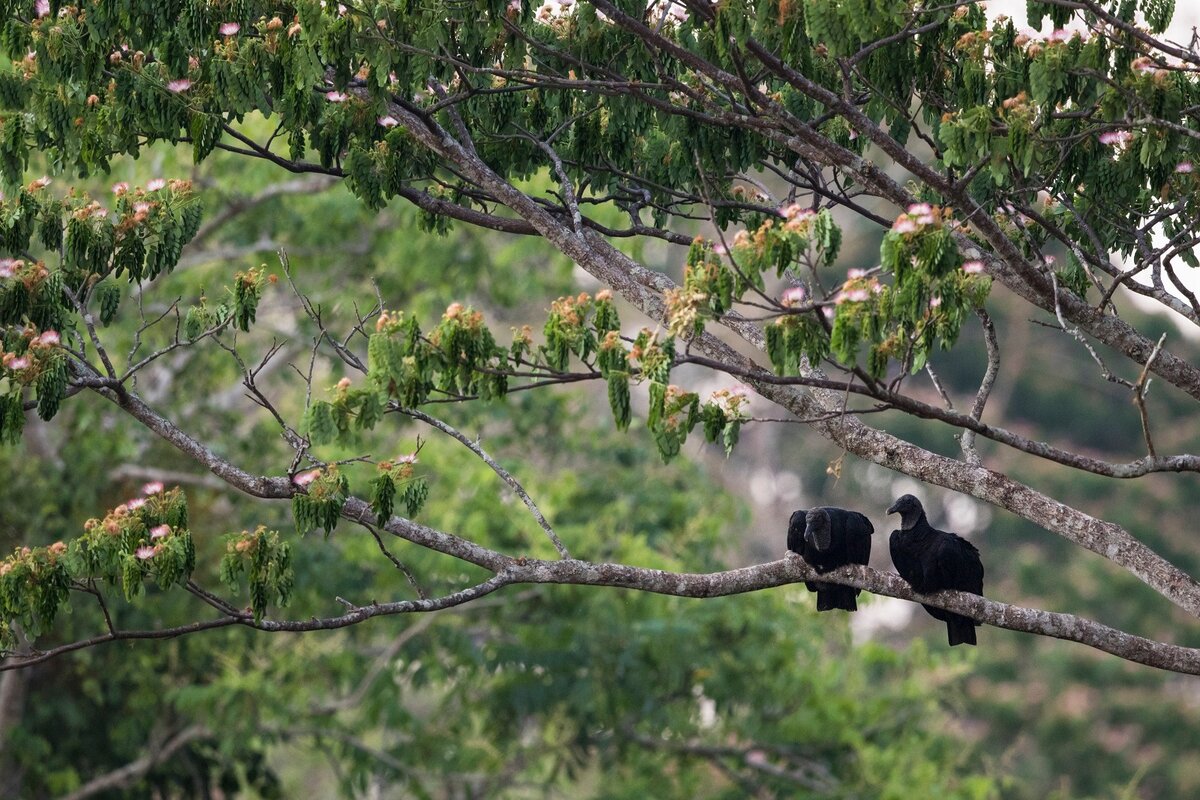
[11,556,1200,676]
[58,725,208,800]
[397,406,571,559]
[960,308,999,467]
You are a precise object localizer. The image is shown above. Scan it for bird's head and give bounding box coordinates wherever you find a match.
[804,507,832,552]
[886,494,925,530]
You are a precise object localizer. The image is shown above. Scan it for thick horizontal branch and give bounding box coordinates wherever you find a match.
[8,555,1200,675]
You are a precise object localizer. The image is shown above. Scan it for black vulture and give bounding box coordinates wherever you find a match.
[786,507,874,612]
[886,494,985,646]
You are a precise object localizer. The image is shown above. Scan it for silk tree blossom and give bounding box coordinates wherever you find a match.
[1176,161,1194,173]
[846,268,867,279]
[150,524,171,539]
[111,181,129,195]
[780,286,807,307]
[34,330,60,347]
[219,22,240,35]
[146,178,166,191]
[3,355,29,371]
[293,469,321,486]
[325,91,348,102]
[28,176,51,191]
[962,259,986,274]
[378,115,400,128]
[135,545,157,560]
[1099,130,1133,147]
[142,481,164,495]
[844,287,870,303]
[397,453,419,465]
[779,203,816,230]
[893,216,919,234]
[906,203,937,225]
[0,260,14,279]
[167,78,191,93]
[779,202,805,220]
[1048,28,1072,43]
[35,0,49,17]
[1132,56,1158,74]
[929,296,943,309]
[126,497,147,511]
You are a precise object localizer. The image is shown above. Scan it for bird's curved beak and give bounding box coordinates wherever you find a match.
[886,500,900,515]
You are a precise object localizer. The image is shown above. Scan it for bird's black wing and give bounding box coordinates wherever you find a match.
[845,512,873,567]
[786,510,807,554]
[889,530,923,590]
[927,531,984,595]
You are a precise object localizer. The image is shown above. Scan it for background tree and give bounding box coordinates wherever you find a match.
[2,0,1200,795]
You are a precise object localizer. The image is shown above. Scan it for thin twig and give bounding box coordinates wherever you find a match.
[397,407,570,558]
[960,308,999,467]
[1133,332,1167,458]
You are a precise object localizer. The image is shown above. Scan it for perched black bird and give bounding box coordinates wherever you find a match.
[886,494,985,646]
[786,507,874,612]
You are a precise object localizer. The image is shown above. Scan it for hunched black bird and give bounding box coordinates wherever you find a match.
[886,494,985,646]
[786,507,874,612]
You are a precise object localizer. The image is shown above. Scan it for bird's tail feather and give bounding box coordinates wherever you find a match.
[816,586,858,613]
[946,614,977,646]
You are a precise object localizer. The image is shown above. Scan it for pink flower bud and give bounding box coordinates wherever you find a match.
[293,469,321,486]
[780,286,807,307]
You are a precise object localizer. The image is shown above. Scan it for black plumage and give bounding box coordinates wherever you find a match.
[786,507,874,612]
[886,494,985,647]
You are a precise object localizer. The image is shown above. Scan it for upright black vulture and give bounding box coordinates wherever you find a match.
[886,494,985,646]
[786,507,874,612]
